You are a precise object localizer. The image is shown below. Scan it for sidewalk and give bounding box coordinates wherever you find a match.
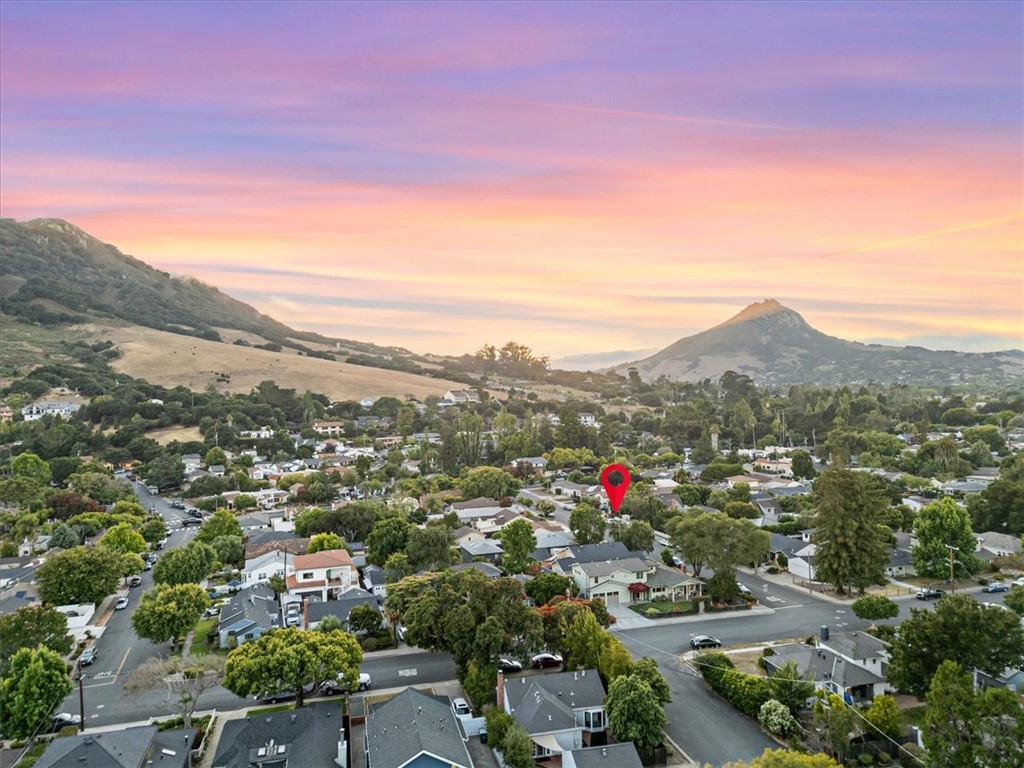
[609,601,775,632]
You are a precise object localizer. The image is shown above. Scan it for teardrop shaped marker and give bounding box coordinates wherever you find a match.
[600,463,631,514]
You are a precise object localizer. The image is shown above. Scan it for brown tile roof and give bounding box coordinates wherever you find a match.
[292,549,355,570]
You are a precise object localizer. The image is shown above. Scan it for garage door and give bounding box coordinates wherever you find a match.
[594,592,619,605]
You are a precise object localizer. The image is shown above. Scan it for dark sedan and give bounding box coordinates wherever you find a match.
[530,653,563,669]
[690,635,722,649]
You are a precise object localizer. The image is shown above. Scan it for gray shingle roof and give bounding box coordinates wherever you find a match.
[574,558,651,578]
[35,725,194,768]
[450,561,503,578]
[212,702,342,768]
[365,687,472,768]
[567,743,644,768]
[503,669,605,736]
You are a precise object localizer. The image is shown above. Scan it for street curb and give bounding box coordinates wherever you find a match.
[610,604,776,631]
[662,731,700,767]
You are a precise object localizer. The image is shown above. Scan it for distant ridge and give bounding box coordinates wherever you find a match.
[614,300,1024,386]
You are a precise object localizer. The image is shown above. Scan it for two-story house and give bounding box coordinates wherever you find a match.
[501,669,607,759]
[242,549,289,586]
[285,549,358,602]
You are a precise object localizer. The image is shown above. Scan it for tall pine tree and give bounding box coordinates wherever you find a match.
[811,468,890,595]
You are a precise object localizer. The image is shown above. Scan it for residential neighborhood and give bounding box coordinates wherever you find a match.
[1,368,1023,768]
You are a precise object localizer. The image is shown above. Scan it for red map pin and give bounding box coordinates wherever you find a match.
[600,464,631,514]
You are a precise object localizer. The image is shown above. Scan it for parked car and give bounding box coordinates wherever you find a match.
[51,713,81,731]
[187,509,203,518]
[737,583,752,595]
[146,485,159,494]
[321,672,372,695]
[530,653,563,669]
[983,582,1009,593]
[143,561,152,571]
[916,588,945,600]
[115,596,129,610]
[170,500,185,509]
[690,635,721,649]
[128,575,142,587]
[671,556,684,568]
[452,698,471,717]
[79,647,96,666]
[256,681,316,704]
[1014,577,1024,587]
[204,606,221,618]
[497,658,523,673]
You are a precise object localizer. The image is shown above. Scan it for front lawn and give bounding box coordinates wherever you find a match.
[630,600,696,616]
[190,617,220,656]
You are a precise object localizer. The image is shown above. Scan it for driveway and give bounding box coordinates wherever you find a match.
[608,602,654,630]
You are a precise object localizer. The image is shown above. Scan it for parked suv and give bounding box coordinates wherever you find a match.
[916,588,945,600]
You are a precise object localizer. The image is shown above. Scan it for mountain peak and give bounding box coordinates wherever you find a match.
[719,298,790,327]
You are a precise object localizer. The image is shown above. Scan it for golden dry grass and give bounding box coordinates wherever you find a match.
[93,325,475,401]
[147,425,205,445]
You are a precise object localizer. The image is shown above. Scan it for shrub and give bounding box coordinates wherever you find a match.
[876,754,892,765]
[758,699,796,736]
[757,646,775,671]
[977,577,989,586]
[857,753,875,766]
[766,565,781,575]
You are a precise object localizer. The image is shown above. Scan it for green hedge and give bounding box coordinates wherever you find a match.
[694,651,771,717]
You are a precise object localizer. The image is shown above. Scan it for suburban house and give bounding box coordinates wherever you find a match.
[306,588,380,632]
[34,725,196,768]
[976,665,1024,694]
[519,456,549,470]
[364,687,472,768]
[452,525,486,547]
[787,543,818,582]
[241,549,288,586]
[311,420,347,437]
[450,561,503,579]
[362,563,388,599]
[441,389,480,405]
[21,400,82,421]
[563,743,644,768]
[460,539,504,563]
[765,630,890,705]
[212,701,343,768]
[975,531,1022,559]
[549,541,641,575]
[181,453,202,472]
[285,549,358,601]
[571,558,703,605]
[501,668,607,759]
[217,584,279,648]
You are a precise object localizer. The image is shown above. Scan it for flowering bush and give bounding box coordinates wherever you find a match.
[758,698,797,737]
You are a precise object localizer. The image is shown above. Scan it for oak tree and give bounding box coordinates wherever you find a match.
[223,626,362,708]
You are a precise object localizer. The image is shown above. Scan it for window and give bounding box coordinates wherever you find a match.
[301,571,314,580]
[584,709,605,730]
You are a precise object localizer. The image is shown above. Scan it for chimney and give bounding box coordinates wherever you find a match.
[303,598,309,630]
[496,670,505,710]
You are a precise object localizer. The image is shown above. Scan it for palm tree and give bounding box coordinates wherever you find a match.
[934,436,959,471]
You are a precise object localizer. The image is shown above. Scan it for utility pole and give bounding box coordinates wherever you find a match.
[77,659,85,732]
[946,544,959,594]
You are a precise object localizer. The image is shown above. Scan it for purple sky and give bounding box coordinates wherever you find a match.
[2,1,1021,361]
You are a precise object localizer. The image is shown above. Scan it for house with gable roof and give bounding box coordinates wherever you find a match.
[212,701,343,768]
[501,668,608,759]
[364,687,472,768]
[286,548,358,601]
[764,630,890,705]
[216,583,279,648]
[35,725,195,768]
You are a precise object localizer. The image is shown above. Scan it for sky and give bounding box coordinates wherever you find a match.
[1,1,1022,365]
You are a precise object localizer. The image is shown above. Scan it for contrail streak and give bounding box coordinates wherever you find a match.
[822,214,1023,259]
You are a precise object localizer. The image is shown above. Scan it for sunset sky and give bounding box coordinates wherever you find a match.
[1,1,1021,364]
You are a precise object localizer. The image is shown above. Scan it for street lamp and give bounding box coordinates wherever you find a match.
[76,658,85,732]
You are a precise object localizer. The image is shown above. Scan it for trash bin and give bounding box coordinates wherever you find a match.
[480,730,488,744]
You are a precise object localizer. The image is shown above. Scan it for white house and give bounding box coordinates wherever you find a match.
[285,549,358,602]
[21,401,82,421]
[242,550,288,585]
[571,558,702,605]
